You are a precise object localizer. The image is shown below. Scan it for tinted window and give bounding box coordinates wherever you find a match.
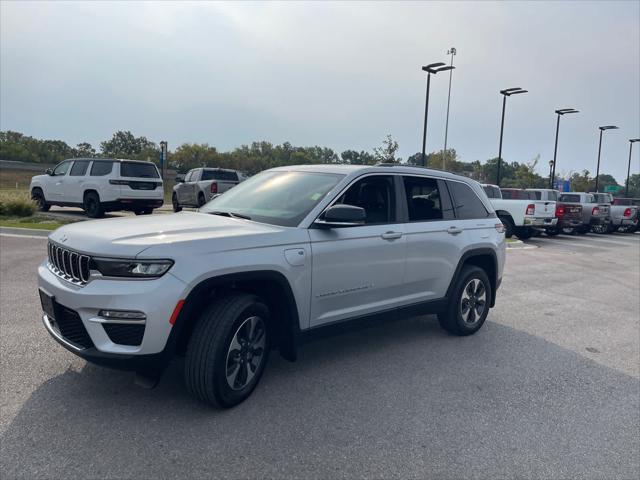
[448,181,489,219]
[403,176,444,221]
[559,194,580,202]
[202,170,238,181]
[90,161,114,176]
[532,191,542,200]
[52,161,71,176]
[120,162,159,178]
[501,189,534,200]
[69,160,89,176]
[613,199,632,206]
[335,175,396,224]
[548,191,558,201]
[482,185,501,199]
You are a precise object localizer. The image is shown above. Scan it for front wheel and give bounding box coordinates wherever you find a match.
[31,189,50,212]
[185,293,270,408]
[172,194,182,212]
[438,265,492,336]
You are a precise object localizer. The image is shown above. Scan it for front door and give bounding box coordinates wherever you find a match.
[48,161,72,201]
[309,174,406,328]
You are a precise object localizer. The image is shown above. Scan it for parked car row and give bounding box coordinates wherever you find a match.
[481,184,639,239]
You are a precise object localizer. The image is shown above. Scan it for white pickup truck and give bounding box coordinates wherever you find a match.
[481,185,557,239]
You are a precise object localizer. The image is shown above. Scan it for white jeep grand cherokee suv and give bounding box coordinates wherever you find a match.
[30,158,164,217]
[38,165,506,407]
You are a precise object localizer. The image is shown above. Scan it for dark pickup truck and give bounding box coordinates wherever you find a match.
[558,192,610,234]
[547,202,583,235]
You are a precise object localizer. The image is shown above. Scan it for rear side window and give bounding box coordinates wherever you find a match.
[120,162,159,178]
[69,160,89,176]
[532,191,542,200]
[559,194,580,202]
[202,170,238,181]
[613,199,632,206]
[448,181,490,219]
[403,176,450,221]
[501,189,533,200]
[90,161,114,176]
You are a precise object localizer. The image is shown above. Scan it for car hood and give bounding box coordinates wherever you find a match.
[48,212,298,257]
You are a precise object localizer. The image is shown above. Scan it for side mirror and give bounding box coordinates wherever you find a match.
[45,168,53,176]
[315,204,366,228]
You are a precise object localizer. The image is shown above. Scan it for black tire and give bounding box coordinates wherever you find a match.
[438,265,492,336]
[185,293,270,408]
[514,227,533,240]
[591,224,608,234]
[561,227,577,235]
[499,216,515,239]
[576,225,589,235]
[31,189,50,212]
[83,191,104,218]
[197,192,206,208]
[172,193,182,212]
[134,208,153,215]
[545,227,560,236]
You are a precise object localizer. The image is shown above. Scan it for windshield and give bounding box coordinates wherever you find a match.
[200,170,344,227]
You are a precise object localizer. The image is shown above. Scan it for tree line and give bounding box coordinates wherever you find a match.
[1,129,638,196]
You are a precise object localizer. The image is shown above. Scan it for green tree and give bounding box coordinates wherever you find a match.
[74,142,96,157]
[100,131,158,160]
[373,134,400,163]
[624,173,640,197]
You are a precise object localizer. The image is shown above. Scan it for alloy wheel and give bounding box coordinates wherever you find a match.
[460,278,486,326]
[225,316,266,391]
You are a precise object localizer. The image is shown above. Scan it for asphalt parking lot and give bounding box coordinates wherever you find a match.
[1,231,638,479]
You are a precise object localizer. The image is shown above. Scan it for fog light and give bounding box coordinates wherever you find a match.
[98,310,146,321]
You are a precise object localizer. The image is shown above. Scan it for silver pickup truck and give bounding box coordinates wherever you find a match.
[173,167,244,211]
[608,196,639,233]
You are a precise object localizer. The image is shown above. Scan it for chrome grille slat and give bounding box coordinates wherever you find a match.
[47,241,90,286]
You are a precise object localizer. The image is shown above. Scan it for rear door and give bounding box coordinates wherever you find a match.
[308,174,407,327]
[177,170,194,205]
[401,175,464,302]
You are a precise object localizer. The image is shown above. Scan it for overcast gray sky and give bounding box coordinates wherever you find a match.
[1,1,639,181]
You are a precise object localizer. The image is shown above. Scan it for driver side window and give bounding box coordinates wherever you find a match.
[334,175,396,224]
[52,161,71,176]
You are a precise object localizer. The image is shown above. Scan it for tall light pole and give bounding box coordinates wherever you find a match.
[548,160,555,188]
[550,108,579,188]
[421,62,455,167]
[594,125,618,192]
[443,47,457,169]
[626,138,640,197]
[496,87,527,186]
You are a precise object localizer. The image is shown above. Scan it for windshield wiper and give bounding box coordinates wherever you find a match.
[209,211,251,220]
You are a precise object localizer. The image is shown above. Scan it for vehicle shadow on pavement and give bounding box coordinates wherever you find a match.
[2,315,639,479]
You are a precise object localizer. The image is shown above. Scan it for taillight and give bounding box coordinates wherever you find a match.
[623,208,632,217]
[210,182,218,194]
[592,206,600,215]
[495,223,505,233]
[526,204,535,216]
[556,205,565,216]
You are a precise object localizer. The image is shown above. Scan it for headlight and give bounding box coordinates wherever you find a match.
[91,258,173,278]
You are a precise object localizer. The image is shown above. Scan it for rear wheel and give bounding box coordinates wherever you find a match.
[591,224,608,234]
[31,189,50,212]
[172,193,182,212]
[185,293,270,408]
[197,192,206,207]
[83,192,104,218]
[514,227,532,240]
[499,216,515,239]
[576,225,589,235]
[546,227,560,236]
[438,265,491,336]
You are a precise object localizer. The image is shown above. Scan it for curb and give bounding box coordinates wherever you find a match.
[0,227,51,238]
[506,239,537,250]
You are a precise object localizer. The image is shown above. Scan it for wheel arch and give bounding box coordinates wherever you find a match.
[446,249,499,308]
[169,270,300,362]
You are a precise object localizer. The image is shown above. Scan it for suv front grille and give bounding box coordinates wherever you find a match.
[48,242,91,285]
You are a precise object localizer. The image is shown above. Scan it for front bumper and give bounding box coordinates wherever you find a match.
[524,217,557,227]
[38,260,187,359]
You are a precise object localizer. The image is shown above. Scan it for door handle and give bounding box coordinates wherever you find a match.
[447,226,463,235]
[381,231,403,240]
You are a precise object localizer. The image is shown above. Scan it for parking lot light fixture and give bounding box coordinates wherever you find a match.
[548,160,555,188]
[595,125,619,192]
[421,63,456,167]
[496,88,528,186]
[550,109,579,188]
[626,138,640,197]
